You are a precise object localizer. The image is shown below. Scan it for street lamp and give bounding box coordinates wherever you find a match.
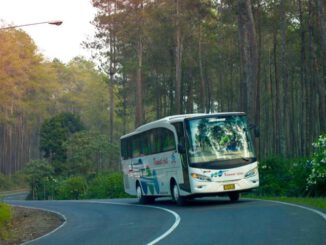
[0,20,63,30]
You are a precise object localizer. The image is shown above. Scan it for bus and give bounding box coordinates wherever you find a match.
[120,112,259,205]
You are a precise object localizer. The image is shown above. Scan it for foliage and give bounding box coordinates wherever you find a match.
[0,172,27,191]
[86,172,130,199]
[2,0,326,178]
[40,112,85,168]
[306,134,326,196]
[0,174,13,191]
[257,156,309,197]
[0,202,12,240]
[0,29,60,175]
[65,131,120,175]
[24,159,55,200]
[89,0,325,160]
[57,176,87,200]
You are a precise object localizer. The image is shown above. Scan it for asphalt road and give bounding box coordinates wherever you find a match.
[5,196,326,245]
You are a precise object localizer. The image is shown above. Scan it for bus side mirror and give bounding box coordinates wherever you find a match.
[178,144,186,154]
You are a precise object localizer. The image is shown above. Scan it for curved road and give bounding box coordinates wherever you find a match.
[5,196,326,245]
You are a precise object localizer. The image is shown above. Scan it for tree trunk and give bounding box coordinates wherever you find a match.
[315,0,326,132]
[175,0,182,114]
[135,1,144,127]
[237,0,259,136]
[298,0,306,156]
[135,35,144,127]
[198,24,206,113]
[280,0,287,155]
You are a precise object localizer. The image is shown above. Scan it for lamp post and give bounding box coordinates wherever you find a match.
[0,20,63,30]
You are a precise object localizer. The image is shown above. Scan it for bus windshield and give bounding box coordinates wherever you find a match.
[185,115,255,165]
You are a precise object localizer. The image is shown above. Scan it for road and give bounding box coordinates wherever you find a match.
[5,196,326,245]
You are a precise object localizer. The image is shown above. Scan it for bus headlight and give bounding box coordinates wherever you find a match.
[191,173,212,182]
[245,167,258,178]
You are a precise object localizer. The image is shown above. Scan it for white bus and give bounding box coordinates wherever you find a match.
[120,112,259,205]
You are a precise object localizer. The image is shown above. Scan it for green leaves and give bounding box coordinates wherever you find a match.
[86,172,130,199]
[40,112,85,165]
[258,156,309,197]
[65,130,120,175]
[306,134,326,196]
[57,176,87,200]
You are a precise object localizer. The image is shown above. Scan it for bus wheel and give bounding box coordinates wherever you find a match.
[172,183,186,206]
[228,192,240,202]
[136,184,154,204]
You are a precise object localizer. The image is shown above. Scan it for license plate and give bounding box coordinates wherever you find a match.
[223,184,235,191]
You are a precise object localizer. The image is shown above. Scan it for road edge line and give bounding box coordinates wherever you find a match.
[9,204,67,245]
[86,200,181,245]
[260,199,326,221]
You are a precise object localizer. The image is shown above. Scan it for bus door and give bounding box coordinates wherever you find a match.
[172,122,191,193]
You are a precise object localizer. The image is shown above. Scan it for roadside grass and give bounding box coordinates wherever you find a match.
[245,195,326,210]
[0,202,12,240]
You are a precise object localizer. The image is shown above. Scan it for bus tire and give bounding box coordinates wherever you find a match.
[136,183,154,204]
[228,192,240,202]
[171,182,186,206]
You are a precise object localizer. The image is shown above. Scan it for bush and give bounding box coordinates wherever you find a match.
[0,174,12,191]
[0,203,12,240]
[258,156,309,197]
[57,176,87,200]
[86,172,130,199]
[0,172,28,192]
[24,160,55,200]
[306,134,326,196]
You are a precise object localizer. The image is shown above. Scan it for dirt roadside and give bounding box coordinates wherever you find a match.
[0,206,64,245]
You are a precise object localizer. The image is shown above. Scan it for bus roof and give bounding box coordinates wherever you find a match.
[120,112,245,139]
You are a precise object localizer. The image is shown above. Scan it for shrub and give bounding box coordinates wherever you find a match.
[0,202,12,240]
[86,172,129,199]
[306,134,326,196]
[0,174,12,191]
[0,172,28,192]
[258,156,309,197]
[57,176,87,200]
[24,160,55,200]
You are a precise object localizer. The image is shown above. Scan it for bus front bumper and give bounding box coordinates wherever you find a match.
[191,177,259,194]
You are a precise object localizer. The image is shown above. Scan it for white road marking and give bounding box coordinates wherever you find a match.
[86,200,181,245]
[10,200,181,245]
[10,204,67,245]
[263,199,326,221]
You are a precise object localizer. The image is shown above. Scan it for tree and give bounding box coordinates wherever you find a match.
[40,112,84,171]
[237,0,259,126]
[24,159,54,200]
[65,130,119,175]
[0,29,59,175]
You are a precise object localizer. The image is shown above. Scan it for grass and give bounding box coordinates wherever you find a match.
[0,202,12,240]
[246,195,326,210]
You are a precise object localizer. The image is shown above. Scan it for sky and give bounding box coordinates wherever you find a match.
[0,0,97,63]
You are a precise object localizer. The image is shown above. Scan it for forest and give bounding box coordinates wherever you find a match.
[0,0,325,197]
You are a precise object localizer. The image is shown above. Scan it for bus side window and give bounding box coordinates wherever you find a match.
[153,129,161,154]
[161,128,176,152]
[132,136,141,157]
[143,131,151,155]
